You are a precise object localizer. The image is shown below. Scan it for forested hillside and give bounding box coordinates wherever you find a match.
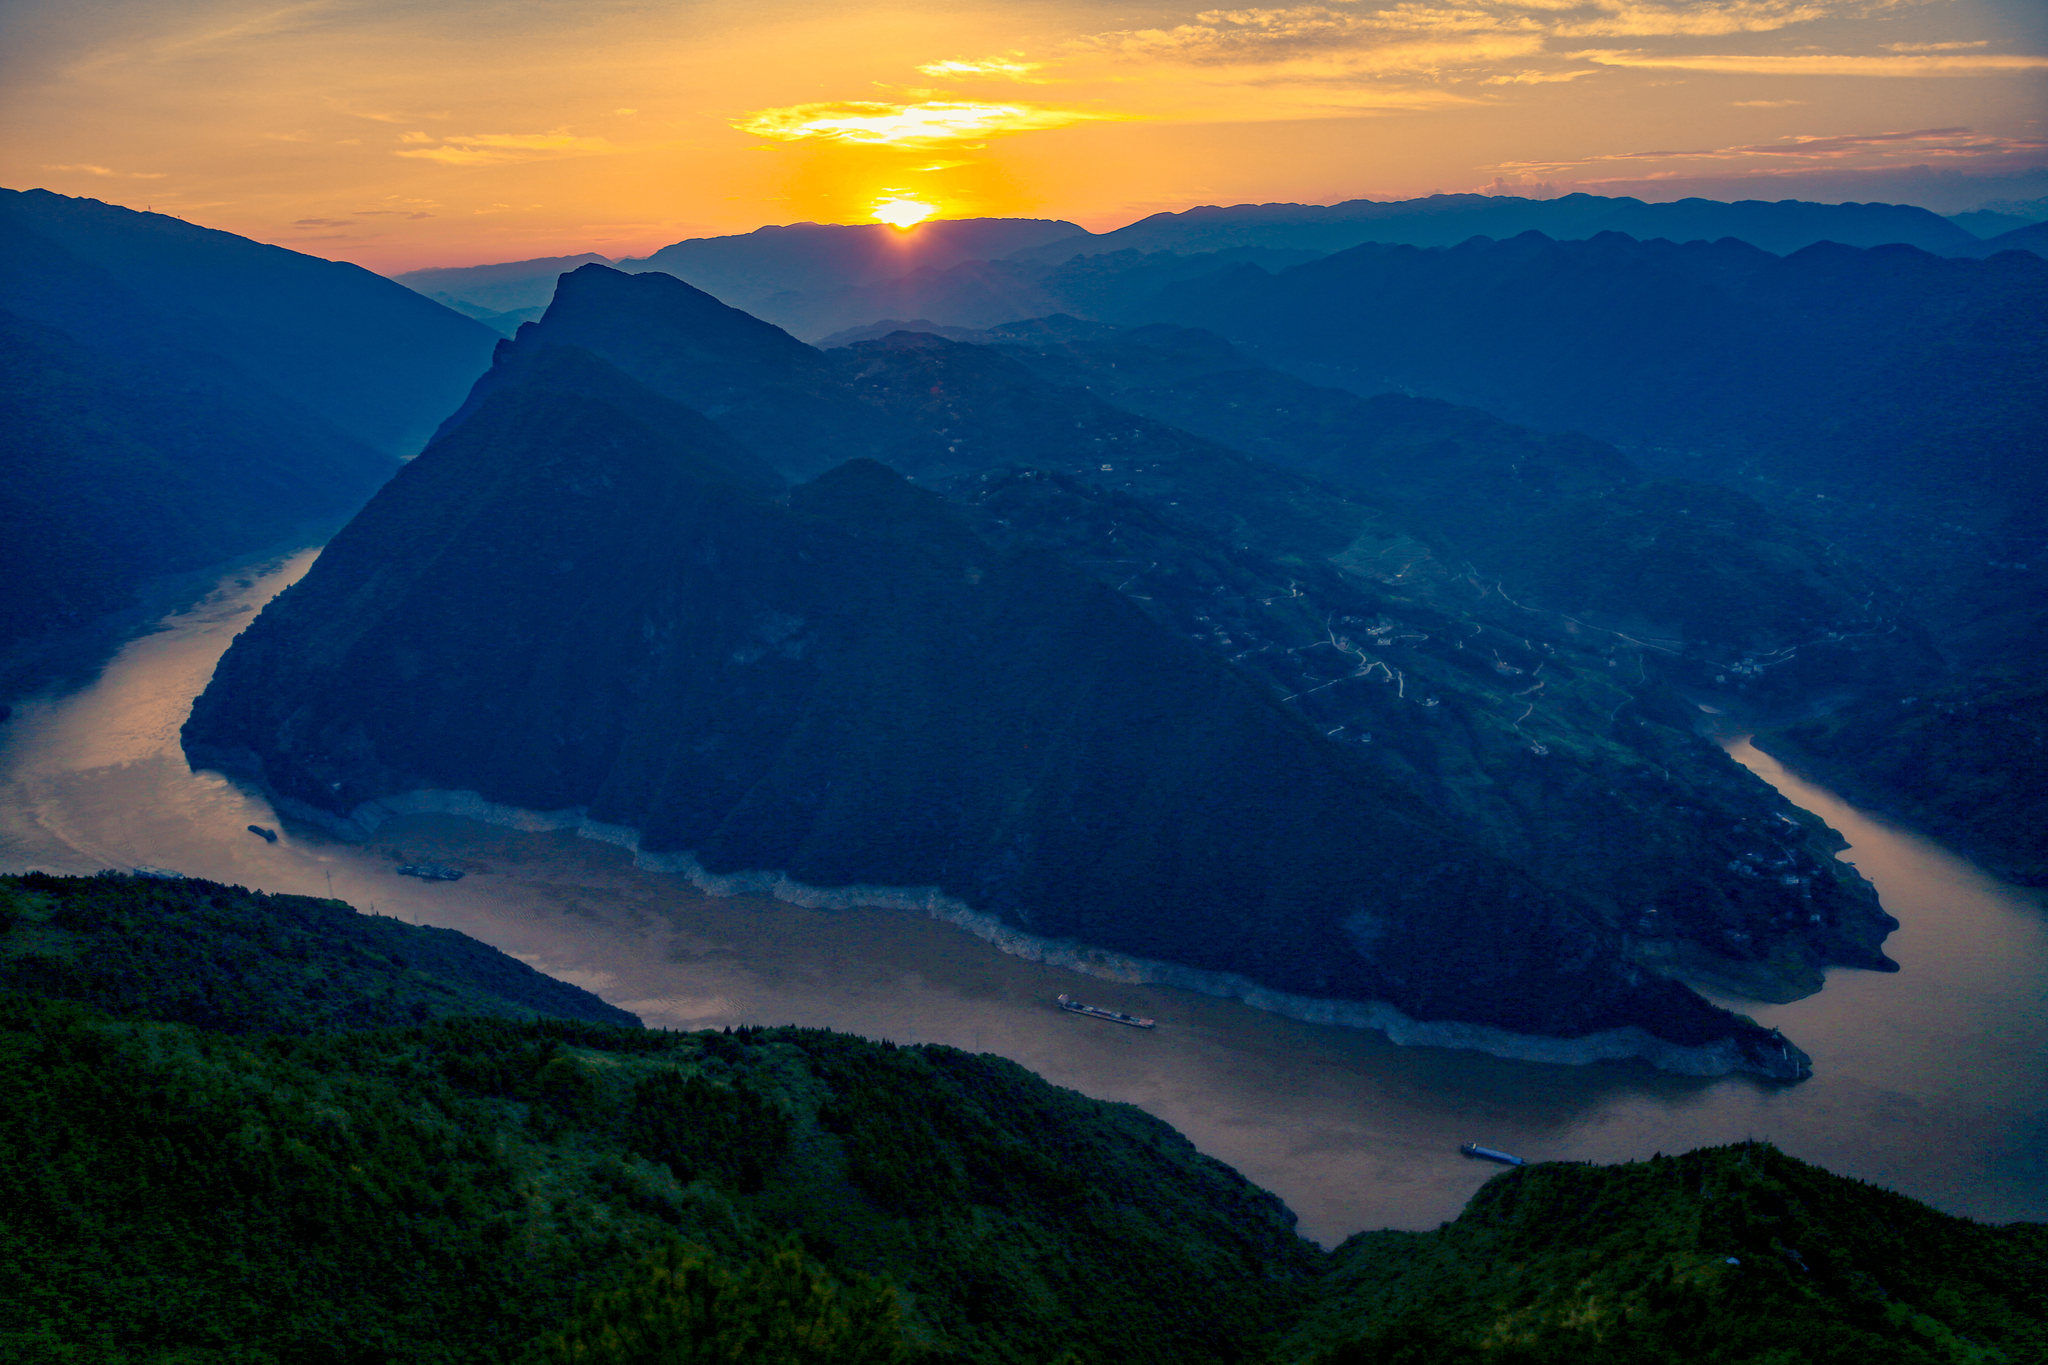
[4,873,2041,1364]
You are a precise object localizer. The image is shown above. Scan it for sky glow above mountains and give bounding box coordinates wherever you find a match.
[2,0,2042,269]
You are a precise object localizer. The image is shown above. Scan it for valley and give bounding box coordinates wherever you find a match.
[3,552,2043,1245]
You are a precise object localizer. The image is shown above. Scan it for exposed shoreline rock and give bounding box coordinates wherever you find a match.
[276,782,1806,1081]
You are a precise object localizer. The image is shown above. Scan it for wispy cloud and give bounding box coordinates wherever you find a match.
[1883,40,1990,53]
[1542,1,1845,39]
[395,129,615,166]
[1064,0,1861,64]
[1494,126,2048,177]
[917,57,1043,80]
[44,162,165,178]
[734,101,1103,148]
[292,216,354,226]
[1576,49,2048,76]
[1484,67,1599,84]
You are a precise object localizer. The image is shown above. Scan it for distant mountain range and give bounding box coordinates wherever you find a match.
[185,265,1922,1078]
[394,193,2044,341]
[1015,192,1990,261]
[0,189,496,658]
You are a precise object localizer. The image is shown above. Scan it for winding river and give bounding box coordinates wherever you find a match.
[2,551,2043,1245]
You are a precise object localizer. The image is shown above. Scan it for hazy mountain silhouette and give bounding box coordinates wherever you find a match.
[618,217,1085,311]
[395,252,614,313]
[1962,217,2048,258]
[1,189,497,455]
[1016,193,1983,263]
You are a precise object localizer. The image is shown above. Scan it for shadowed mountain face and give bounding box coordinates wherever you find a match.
[187,269,1918,1075]
[1132,232,2048,539]
[960,319,1933,704]
[0,190,497,662]
[0,189,497,456]
[183,345,1803,1070]
[0,306,388,651]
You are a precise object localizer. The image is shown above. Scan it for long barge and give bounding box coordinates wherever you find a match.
[1460,1143,1526,1166]
[1056,993,1156,1029]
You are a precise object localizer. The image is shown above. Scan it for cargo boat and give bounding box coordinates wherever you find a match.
[1056,993,1155,1029]
[396,862,464,882]
[1460,1143,1526,1166]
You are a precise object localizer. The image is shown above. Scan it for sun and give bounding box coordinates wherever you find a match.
[871,195,937,230]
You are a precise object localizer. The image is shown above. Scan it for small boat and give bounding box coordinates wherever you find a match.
[132,866,184,880]
[247,824,278,843]
[396,862,464,882]
[1056,993,1155,1029]
[1460,1143,1526,1167]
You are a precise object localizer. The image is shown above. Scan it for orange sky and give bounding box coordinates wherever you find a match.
[3,0,2043,271]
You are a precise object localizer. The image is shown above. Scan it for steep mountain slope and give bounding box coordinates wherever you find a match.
[0,188,497,455]
[1760,677,2048,886]
[185,304,1897,1072]
[435,273,1902,1011]
[0,293,390,654]
[1017,193,1981,262]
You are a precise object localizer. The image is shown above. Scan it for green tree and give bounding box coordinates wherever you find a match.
[531,1241,909,1365]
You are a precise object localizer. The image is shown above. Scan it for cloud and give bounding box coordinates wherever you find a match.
[292,216,355,227]
[44,162,165,178]
[1483,67,1599,83]
[1542,1,1843,39]
[1493,127,2048,177]
[1485,173,1561,194]
[395,129,616,166]
[1066,0,1859,65]
[1575,49,2048,76]
[917,57,1043,79]
[1883,40,1990,53]
[734,100,1101,147]
[1732,98,1803,107]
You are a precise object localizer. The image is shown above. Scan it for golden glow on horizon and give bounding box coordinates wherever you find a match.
[871,195,938,228]
[2,0,2041,271]
[735,100,1102,148]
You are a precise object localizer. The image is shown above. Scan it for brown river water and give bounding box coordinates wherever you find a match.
[2,551,2044,1245]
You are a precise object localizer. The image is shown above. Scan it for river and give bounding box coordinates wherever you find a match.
[2,551,2043,1245]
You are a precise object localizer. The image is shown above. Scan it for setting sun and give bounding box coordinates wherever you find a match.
[871,195,937,229]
